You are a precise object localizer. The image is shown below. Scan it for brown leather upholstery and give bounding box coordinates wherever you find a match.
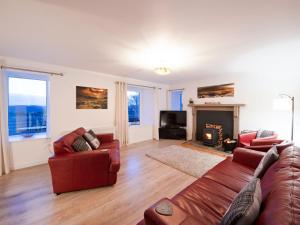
[139,146,300,225]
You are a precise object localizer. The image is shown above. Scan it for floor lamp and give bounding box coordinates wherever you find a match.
[273,94,295,141]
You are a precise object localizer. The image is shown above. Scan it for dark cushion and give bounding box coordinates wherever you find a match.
[220,178,262,225]
[72,136,92,152]
[256,130,274,138]
[254,146,279,178]
[83,130,100,149]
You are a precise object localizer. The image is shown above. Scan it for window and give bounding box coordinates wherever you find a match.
[127,90,140,125]
[7,71,49,138]
[170,90,183,111]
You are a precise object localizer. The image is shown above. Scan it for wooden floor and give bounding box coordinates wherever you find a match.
[0,140,196,225]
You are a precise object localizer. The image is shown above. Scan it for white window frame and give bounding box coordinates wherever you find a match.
[6,70,51,142]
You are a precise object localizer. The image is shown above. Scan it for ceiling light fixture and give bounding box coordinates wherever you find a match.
[154,67,171,75]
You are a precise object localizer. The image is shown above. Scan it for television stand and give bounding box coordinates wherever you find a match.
[159,127,187,140]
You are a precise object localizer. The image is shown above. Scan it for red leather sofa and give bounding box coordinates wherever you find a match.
[138,145,300,225]
[48,127,120,194]
[237,130,278,147]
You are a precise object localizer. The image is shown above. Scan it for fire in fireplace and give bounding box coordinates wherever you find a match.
[202,128,219,146]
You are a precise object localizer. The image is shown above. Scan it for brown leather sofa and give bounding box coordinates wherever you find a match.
[138,145,300,225]
[48,127,120,194]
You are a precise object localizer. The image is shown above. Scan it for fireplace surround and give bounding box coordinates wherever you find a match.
[188,103,245,142]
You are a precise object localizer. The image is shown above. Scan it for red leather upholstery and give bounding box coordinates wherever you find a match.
[233,147,265,169]
[244,139,294,154]
[48,127,120,194]
[238,131,278,147]
[139,146,300,225]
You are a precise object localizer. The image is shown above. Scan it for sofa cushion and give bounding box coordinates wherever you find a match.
[220,178,262,225]
[83,130,100,149]
[171,157,255,224]
[256,130,274,138]
[203,157,254,192]
[98,140,120,150]
[72,136,92,152]
[258,146,300,225]
[254,146,279,178]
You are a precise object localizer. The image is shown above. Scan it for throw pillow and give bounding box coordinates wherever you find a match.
[72,136,92,152]
[83,130,101,149]
[220,178,262,225]
[254,145,279,178]
[256,130,274,138]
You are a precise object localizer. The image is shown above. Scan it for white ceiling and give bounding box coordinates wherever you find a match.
[0,0,299,84]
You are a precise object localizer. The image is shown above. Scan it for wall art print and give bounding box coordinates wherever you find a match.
[197,83,234,98]
[76,86,108,109]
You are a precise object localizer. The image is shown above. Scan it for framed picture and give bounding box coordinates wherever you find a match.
[197,83,234,98]
[76,86,108,109]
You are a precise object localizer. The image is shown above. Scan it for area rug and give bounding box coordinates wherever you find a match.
[146,145,225,178]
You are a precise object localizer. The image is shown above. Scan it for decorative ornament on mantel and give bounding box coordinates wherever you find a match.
[205,102,221,105]
[154,67,171,75]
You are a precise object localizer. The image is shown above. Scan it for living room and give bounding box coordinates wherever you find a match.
[0,1,299,225]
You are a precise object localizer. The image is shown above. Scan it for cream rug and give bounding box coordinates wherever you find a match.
[146,145,225,178]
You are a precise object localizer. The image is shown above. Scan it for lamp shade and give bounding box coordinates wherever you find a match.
[273,97,292,111]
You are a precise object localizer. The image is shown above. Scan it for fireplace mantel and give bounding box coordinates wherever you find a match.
[188,103,245,140]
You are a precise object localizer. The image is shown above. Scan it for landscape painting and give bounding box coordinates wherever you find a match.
[76,86,108,109]
[197,83,234,98]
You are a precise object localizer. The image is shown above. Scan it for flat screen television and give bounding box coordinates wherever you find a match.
[160,111,187,128]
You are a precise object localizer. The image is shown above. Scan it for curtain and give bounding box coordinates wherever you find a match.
[153,87,160,140]
[0,69,10,176]
[115,81,129,146]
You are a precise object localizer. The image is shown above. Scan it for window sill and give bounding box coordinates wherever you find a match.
[129,123,141,126]
[9,133,50,143]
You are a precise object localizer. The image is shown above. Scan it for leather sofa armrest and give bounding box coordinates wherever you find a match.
[250,139,283,146]
[108,141,120,173]
[244,145,273,152]
[233,148,265,169]
[96,133,114,143]
[238,132,257,146]
[144,198,197,225]
[250,135,278,145]
[48,151,110,193]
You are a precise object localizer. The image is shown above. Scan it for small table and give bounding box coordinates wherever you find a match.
[223,139,237,152]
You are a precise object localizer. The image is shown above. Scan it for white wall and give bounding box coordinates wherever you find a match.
[170,73,300,145]
[0,56,168,169]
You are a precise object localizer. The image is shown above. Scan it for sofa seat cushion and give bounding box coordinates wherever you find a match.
[98,140,120,150]
[172,177,237,225]
[203,158,255,193]
[171,158,255,225]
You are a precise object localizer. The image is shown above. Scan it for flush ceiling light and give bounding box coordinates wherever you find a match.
[154,67,171,75]
[127,37,193,73]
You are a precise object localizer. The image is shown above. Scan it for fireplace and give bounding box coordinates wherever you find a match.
[202,123,223,146]
[203,128,219,146]
[196,110,234,145]
[188,103,245,142]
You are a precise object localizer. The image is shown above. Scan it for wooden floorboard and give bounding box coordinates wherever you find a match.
[0,140,196,225]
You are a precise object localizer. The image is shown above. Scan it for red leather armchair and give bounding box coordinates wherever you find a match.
[244,139,294,154]
[237,130,277,147]
[48,127,120,194]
